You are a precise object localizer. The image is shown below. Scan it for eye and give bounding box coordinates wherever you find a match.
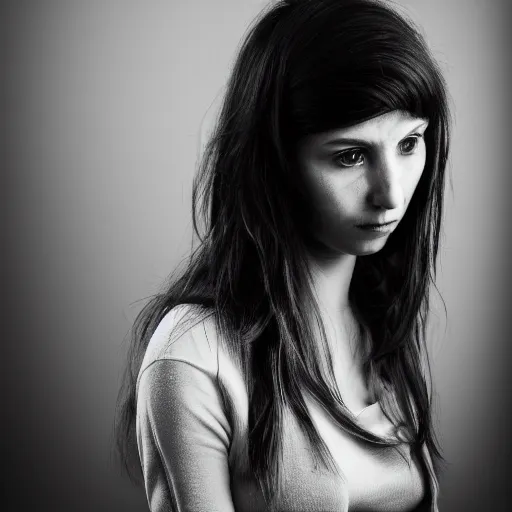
[334,149,365,167]
[399,135,421,155]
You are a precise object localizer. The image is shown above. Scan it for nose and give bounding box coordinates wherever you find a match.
[368,153,404,210]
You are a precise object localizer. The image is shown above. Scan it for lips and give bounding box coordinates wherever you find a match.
[356,220,398,228]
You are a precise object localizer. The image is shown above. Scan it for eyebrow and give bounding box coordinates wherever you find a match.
[323,120,429,148]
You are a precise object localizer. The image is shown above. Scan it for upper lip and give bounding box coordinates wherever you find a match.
[356,220,398,227]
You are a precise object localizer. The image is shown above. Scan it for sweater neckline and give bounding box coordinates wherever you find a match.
[353,402,379,418]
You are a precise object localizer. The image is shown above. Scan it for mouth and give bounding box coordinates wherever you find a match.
[355,220,398,233]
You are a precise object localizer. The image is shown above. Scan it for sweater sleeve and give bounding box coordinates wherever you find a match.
[136,358,236,512]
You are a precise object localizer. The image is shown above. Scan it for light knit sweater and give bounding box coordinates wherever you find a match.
[136,305,439,512]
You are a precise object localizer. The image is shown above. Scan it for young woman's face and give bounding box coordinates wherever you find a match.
[296,110,429,257]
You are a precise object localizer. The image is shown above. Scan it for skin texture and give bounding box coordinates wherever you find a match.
[297,110,429,258]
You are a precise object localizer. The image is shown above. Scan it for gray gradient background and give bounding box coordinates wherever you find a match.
[3,1,511,511]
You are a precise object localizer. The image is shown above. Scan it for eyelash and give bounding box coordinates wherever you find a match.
[333,133,423,168]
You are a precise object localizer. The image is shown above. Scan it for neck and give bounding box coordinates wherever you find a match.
[305,249,371,402]
[306,248,364,357]
[306,250,357,315]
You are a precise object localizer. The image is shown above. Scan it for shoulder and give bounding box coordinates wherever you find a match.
[136,304,220,391]
[136,304,249,446]
[135,305,236,485]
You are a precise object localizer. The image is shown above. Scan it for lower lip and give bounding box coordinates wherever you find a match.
[356,222,397,234]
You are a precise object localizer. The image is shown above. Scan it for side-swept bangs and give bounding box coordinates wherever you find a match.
[284,1,448,138]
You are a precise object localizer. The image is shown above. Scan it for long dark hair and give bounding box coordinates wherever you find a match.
[115,0,451,506]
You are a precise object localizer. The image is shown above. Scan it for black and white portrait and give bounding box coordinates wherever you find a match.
[4,1,511,511]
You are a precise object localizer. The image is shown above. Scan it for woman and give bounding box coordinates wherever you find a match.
[115,0,450,510]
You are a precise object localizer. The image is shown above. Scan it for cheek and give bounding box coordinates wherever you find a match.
[306,174,357,221]
[404,154,427,200]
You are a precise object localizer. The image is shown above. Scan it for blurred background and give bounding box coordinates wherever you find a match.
[3,0,511,510]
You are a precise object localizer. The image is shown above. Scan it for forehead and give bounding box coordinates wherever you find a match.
[300,110,429,149]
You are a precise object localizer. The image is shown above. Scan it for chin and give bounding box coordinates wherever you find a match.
[307,233,391,258]
[343,237,390,256]
[352,246,385,256]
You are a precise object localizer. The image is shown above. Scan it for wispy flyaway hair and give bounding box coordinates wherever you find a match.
[115,0,450,508]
